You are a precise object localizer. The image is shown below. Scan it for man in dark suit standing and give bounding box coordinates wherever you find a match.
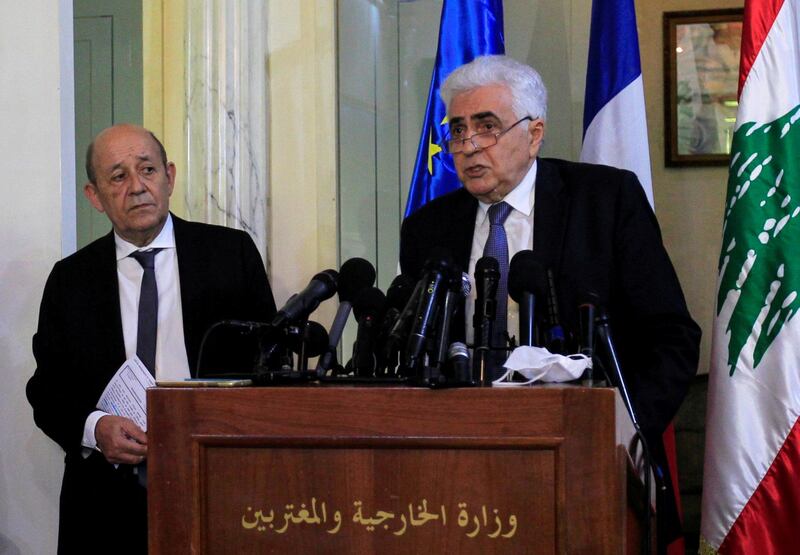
[400,56,700,546]
[27,124,276,554]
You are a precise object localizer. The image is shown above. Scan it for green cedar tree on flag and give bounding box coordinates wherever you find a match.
[700,0,800,553]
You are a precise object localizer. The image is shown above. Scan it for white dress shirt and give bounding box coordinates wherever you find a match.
[465,159,537,344]
[82,214,191,450]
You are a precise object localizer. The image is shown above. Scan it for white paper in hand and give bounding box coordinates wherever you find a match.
[96,356,155,431]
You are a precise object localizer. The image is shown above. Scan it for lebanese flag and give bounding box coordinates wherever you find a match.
[700,1,800,553]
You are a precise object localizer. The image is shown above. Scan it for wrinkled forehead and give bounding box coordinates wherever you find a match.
[94,129,160,171]
[447,84,514,122]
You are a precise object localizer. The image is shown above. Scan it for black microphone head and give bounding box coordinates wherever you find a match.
[447,341,469,360]
[475,255,500,276]
[302,321,330,357]
[386,274,414,311]
[337,258,376,303]
[286,320,329,357]
[422,248,456,278]
[272,269,339,328]
[508,250,547,303]
[312,269,339,302]
[352,286,387,322]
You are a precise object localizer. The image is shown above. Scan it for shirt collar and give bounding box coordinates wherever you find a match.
[115,213,176,261]
[477,158,538,219]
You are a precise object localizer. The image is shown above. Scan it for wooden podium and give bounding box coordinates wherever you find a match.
[147,385,650,554]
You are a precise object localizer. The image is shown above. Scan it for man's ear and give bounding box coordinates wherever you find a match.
[166,162,176,197]
[83,182,106,213]
[528,118,546,156]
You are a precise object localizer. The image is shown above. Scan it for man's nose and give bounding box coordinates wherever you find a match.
[130,174,148,192]
[461,136,481,155]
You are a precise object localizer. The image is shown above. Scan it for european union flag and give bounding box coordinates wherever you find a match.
[404,0,505,217]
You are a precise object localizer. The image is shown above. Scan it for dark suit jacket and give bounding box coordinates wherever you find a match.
[400,158,701,542]
[27,215,276,554]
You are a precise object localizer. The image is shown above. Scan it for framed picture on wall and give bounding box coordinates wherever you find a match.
[663,8,744,166]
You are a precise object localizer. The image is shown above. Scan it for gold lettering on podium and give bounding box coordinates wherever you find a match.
[240,498,519,539]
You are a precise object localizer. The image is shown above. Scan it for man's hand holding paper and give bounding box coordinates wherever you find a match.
[95,415,147,465]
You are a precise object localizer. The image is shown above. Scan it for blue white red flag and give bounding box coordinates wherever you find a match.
[580,0,654,207]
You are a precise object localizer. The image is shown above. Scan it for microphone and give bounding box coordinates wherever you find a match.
[286,321,329,372]
[508,251,546,347]
[272,269,338,328]
[338,258,377,302]
[446,342,472,384]
[386,274,415,312]
[350,286,387,377]
[375,275,415,375]
[432,271,470,370]
[404,255,455,372]
[384,278,424,375]
[300,321,330,358]
[473,256,500,384]
[317,258,375,374]
[473,256,499,345]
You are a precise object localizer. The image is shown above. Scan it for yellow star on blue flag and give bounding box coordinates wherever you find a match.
[405,0,505,217]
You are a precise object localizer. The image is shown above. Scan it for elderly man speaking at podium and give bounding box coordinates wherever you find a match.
[399,55,701,544]
[27,124,276,554]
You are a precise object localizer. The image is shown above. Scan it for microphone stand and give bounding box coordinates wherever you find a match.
[473,303,495,386]
[595,310,659,555]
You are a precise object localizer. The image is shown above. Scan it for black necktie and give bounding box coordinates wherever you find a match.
[129,248,163,376]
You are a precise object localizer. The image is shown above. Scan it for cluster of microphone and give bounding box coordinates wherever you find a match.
[316,254,472,386]
[210,250,615,389]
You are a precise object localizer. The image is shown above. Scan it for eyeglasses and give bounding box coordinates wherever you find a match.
[443,116,533,154]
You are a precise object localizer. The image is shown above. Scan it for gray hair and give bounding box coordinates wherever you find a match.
[440,55,548,121]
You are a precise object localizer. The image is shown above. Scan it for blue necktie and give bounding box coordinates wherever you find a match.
[130,248,162,376]
[483,202,513,352]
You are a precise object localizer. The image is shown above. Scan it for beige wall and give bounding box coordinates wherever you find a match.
[266,1,337,320]
[0,1,74,553]
[143,0,188,217]
[143,1,338,324]
[639,0,744,374]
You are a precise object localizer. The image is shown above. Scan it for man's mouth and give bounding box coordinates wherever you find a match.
[129,203,155,212]
[464,165,487,178]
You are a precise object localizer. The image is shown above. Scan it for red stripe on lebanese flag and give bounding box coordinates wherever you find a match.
[663,423,685,555]
[719,416,800,554]
[738,0,784,95]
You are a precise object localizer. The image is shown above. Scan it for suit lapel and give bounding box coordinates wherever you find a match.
[448,188,478,272]
[93,231,126,368]
[172,215,202,372]
[533,159,569,273]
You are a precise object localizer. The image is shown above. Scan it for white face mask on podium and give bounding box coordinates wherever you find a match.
[492,346,591,386]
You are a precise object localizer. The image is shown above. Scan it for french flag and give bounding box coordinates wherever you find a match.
[580,0,654,208]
